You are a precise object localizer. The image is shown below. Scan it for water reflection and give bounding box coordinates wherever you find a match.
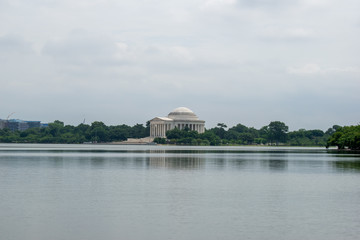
[90,157,106,167]
[268,160,287,170]
[332,161,360,172]
[0,146,360,174]
[230,159,253,169]
[147,156,204,169]
[49,157,64,168]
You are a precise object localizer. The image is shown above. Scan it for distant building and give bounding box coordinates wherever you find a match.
[149,107,205,138]
[0,119,42,131]
[0,119,6,130]
[26,121,41,129]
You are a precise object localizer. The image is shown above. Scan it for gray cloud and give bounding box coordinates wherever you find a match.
[0,0,359,130]
[0,35,34,55]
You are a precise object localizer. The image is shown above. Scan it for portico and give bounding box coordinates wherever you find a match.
[149,107,205,138]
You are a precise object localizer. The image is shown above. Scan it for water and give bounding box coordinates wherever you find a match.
[0,144,360,240]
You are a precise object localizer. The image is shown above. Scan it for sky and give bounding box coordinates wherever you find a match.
[0,0,359,131]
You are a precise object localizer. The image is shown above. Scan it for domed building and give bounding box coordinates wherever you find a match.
[149,107,205,138]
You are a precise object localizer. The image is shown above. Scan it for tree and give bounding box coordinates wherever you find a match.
[166,128,182,139]
[145,121,150,136]
[48,120,64,137]
[327,125,360,150]
[229,123,248,133]
[210,123,227,139]
[131,123,147,138]
[153,137,166,144]
[267,121,288,145]
[217,123,227,129]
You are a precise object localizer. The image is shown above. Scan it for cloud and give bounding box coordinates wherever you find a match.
[287,64,360,75]
[202,0,237,8]
[300,0,330,7]
[260,27,312,41]
[287,64,322,74]
[42,31,119,65]
[0,35,34,55]
[0,0,359,129]
[235,0,303,10]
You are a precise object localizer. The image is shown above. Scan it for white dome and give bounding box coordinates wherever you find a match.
[168,107,199,120]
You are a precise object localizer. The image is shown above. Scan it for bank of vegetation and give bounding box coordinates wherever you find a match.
[154,121,338,147]
[326,125,360,150]
[1,120,359,149]
[0,120,149,144]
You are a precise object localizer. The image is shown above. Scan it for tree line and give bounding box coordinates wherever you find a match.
[1,119,359,149]
[0,120,150,143]
[155,121,341,147]
[326,125,360,150]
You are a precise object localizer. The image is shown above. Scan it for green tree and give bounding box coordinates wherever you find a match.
[153,137,166,144]
[48,120,64,137]
[267,121,289,145]
[217,123,227,129]
[327,125,360,150]
[229,123,248,133]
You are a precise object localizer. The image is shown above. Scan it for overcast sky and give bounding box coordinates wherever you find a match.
[0,0,359,130]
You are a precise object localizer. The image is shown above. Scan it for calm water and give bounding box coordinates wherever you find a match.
[1,144,360,240]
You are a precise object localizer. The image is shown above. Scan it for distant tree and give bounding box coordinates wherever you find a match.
[224,130,239,140]
[75,123,90,136]
[239,132,254,144]
[326,125,360,150]
[48,120,64,137]
[166,128,182,139]
[145,121,150,136]
[131,123,147,138]
[108,126,127,141]
[259,126,269,139]
[333,125,341,131]
[267,121,289,145]
[153,137,166,144]
[91,121,107,130]
[217,123,227,129]
[209,123,227,139]
[325,125,341,136]
[229,123,248,133]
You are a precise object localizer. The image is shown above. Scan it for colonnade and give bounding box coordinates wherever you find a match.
[176,123,204,133]
[150,123,172,138]
[150,122,205,138]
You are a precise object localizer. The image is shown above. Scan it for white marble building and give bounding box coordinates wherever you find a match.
[149,107,205,138]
